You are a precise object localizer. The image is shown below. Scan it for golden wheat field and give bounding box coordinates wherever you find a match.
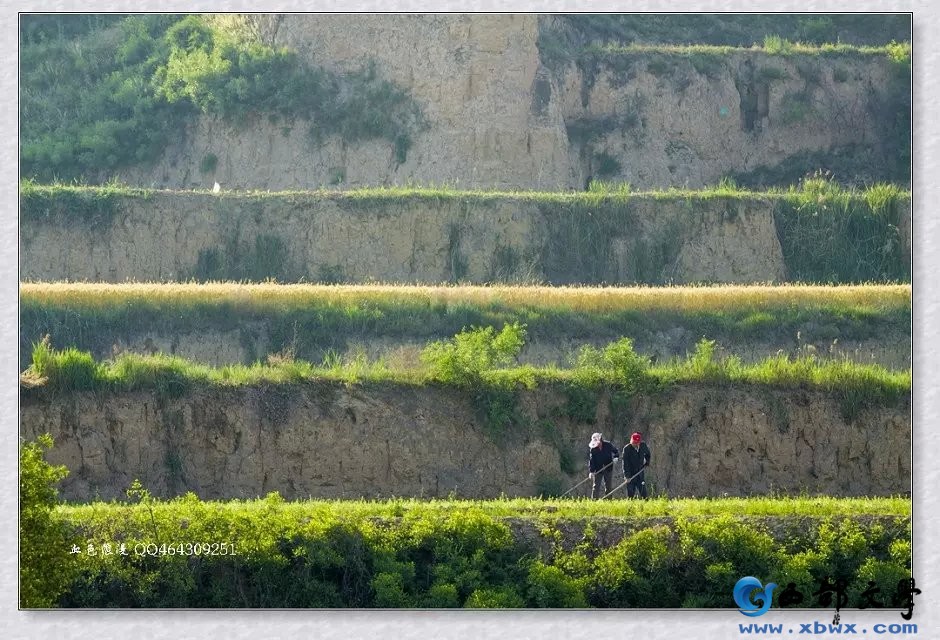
[21,282,911,313]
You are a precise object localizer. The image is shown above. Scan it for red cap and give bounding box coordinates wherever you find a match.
[631,432,642,443]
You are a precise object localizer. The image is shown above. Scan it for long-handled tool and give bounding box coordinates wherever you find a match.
[559,459,619,498]
[602,465,648,499]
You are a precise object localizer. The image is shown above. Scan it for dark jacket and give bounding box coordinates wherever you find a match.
[588,440,620,472]
[622,442,651,476]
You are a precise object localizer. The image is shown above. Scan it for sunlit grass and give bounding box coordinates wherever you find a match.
[20,178,911,203]
[59,494,910,518]
[590,39,911,61]
[21,282,911,315]
[22,338,910,401]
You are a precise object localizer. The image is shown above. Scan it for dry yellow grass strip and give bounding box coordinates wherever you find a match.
[22,282,911,313]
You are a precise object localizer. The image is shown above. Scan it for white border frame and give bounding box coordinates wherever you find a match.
[3,2,933,638]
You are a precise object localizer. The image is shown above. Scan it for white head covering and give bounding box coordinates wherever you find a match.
[589,432,603,448]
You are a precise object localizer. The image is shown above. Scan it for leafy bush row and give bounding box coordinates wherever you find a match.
[50,494,917,608]
[48,500,917,609]
[23,331,910,401]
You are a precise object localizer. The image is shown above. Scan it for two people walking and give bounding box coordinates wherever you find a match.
[588,431,651,499]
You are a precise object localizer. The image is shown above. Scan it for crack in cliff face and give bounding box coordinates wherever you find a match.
[256,395,266,495]
[733,59,770,134]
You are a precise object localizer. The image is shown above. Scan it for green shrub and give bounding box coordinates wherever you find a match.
[199,152,218,174]
[20,16,188,181]
[421,323,525,442]
[602,337,651,385]
[27,337,102,391]
[593,151,622,178]
[465,586,525,608]
[772,549,826,606]
[682,338,730,381]
[422,582,461,607]
[372,572,414,607]
[763,35,794,55]
[20,434,78,607]
[885,40,911,65]
[421,323,527,386]
[571,337,652,390]
[814,519,872,581]
[677,516,777,605]
[590,526,675,607]
[526,561,587,607]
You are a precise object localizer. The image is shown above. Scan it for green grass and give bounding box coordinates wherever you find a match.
[22,337,911,407]
[584,40,910,61]
[59,495,909,524]
[47,494,910,607]
[551,14,910,50]
[19,175,913,204]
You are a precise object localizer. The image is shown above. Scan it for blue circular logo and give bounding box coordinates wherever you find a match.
[734,576,777,617]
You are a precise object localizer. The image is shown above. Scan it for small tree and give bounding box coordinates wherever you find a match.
[20,434,76,607]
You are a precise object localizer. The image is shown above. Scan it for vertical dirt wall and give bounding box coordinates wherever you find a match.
[19,383,910,502]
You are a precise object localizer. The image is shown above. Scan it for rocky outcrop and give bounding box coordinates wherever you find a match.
[558,51,907,189]
[20,382,911,502]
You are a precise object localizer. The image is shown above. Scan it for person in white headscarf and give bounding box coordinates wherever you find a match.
[588,432,620,499]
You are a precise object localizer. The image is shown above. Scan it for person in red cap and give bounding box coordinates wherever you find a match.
[622,432,651,499]
[588,432,620,499]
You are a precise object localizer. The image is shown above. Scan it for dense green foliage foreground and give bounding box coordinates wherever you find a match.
[49,493,914,608]
[21,283,911,367]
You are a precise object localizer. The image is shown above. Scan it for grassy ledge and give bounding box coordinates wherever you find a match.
[21,336,910,408]
[21,179,912,284]
[20,283,911,367]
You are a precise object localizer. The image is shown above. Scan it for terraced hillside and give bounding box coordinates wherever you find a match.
[19,13,912,609]
[21,283,912,369]
[21,15,910,191]
[21,183,911,285]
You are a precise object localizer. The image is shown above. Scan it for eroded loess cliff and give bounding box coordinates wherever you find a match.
[112,15,908,191]
[20,382,910,502]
